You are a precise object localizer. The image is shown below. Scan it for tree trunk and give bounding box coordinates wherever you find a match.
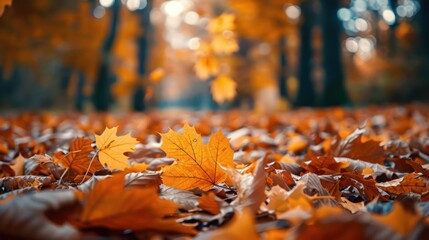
[388,0,398,57]
[295,1,316,107]
[75,71,85,112]
[320,0,349,106]
[132,0,152,111]
[92,0,120,111]
[419,0,429,57]
[278,36,288,99]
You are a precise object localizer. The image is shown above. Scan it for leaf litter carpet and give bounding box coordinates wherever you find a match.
[1,105,429,239]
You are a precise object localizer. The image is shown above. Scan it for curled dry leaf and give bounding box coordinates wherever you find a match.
[160,185,200,210]
[330,128,385,164]
[95,126,138,170]
[228,158,266,212]
[124,171,162,189]
[160,124,234,191]
[377,173,429,195]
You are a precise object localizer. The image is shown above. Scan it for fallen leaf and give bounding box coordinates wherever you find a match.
[377,173,429,195]
[161,124,234,191]
[339,197,365,214]
[371,202,422,236]
[0,190,80,239]
[160,185,200,210]
[267,183,313,215]
[198,192,221,215]
[95,126,138,170]
[195,208,259,240]
[79,174,196,234]
[10,154,24,176]
[228,158,266,212]
[301,156,348,175]
[331,128,385,164]
[55,137,102,175]
[340,172,380,201]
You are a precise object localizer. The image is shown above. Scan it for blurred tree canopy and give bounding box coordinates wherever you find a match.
[0,0,428,112]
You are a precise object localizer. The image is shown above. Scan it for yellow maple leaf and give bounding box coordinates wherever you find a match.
[211,75,237,104]
[95,127,138,170]
[160,124,234,191]
[211,35,239,55]
[0,0,12,16]
[194,55,219,80]
[207,14,236,33]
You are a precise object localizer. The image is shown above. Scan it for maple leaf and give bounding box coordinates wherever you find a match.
[95,126,138,170]
[194,55,219,80]
[79,173,196,234]
[207,14,236,33]
[0,0,12,16]
[211,35,239,55]
[210,75,237,104]
[55,137,102,175]
[160,124,234,191]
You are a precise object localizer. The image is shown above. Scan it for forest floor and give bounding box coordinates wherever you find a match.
[1,104,429,239]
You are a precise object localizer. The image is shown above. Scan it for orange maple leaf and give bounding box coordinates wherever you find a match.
[79,173,196,234]
[95,126,138,170]
[55,137,103,175]
[160,124,234,191]
[210,75,237,104]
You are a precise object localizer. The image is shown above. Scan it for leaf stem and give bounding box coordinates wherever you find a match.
[58,168,69,184]
[80,149,100,185]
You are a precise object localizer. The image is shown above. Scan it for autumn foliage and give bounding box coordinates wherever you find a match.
[1,105,429,239]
